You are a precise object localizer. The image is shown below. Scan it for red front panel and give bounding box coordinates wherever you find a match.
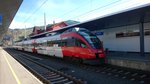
[61,47,75,57]
[74,47,96,59]
[62,46,96,59]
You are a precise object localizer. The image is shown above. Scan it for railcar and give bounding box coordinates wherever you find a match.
[14,27,106,64]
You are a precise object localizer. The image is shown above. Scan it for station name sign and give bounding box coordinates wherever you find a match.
[95,32,104,36]
[0,15,2,25]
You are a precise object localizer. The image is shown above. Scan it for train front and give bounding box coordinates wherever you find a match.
[76,28,106,64]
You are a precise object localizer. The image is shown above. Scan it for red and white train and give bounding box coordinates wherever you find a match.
[14,27,106,64]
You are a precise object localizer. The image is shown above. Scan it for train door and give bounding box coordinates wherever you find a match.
[75,38,92,58]
[53,40,63,58]
[66,37,76,57]
[47,40,55,56]
[41,40,47,55]
[61,37,76,57]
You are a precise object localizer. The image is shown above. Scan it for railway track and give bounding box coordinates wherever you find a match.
[5,48,150,84]
[75,62,150,84]
[6,49,86,84]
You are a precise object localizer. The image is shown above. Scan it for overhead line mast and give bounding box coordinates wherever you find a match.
[44,13,46,31]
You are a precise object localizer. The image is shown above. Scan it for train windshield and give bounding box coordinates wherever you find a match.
[77,29,102,49]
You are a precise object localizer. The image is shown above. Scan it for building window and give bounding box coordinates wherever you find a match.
[116,29,150,38]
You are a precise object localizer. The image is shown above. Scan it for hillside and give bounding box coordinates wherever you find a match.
[1,27,33,46]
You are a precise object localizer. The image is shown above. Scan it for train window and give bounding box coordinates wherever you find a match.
[47,40,62,47]
[55,40,61,47]
[81,43,87,48]
[75,38,87,48]
[34,43,38,47]
[67,37,75,47]
[58,40,62,47]
[63,28,73,33]
[47,41,53,47]
[79,31,102,49]
[37,43,41,47]
[42,42,47,47]
[61,40,67,47]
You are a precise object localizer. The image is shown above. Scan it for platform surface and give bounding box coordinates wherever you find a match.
[0,47,43,84]
[106,51,150,61]
[106,51,150,71]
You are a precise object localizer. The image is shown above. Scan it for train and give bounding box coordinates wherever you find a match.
[14,27,106,64]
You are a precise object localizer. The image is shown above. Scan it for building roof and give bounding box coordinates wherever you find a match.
[46,20,79,31]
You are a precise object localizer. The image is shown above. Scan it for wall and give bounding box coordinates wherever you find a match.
[93,22,150,52]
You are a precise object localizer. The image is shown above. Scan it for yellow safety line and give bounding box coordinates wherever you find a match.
[3,52,21,84]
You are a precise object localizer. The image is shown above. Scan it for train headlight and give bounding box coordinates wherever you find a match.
[75,27,79,31]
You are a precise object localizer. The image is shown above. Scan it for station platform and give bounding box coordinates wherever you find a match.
[0,47,43,84]
[106,51,150,71]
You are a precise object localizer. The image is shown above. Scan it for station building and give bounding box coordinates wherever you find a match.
[93,22,150,53]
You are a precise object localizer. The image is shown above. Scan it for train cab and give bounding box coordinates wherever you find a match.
[61,27,106,63]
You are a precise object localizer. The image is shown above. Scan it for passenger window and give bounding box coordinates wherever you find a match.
[63,28,72,33]
[47,41,53,47]
[76,38,87,48]
[61,38,67,47]
[67,37,75,47]
[81,43,87,48]
[57,40,62,47]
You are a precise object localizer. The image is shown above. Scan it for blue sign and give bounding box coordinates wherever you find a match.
[95,32,104,36]
[0,15,2,25]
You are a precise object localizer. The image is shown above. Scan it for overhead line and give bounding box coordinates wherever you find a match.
[55,0,94,20]
[24,0,48,25]
[69,0,121,20]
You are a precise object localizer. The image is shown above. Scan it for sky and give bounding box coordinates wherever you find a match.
[9,0,150,29]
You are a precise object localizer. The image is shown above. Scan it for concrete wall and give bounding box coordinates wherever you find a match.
[93,22,150,53]
[107,58,150,71]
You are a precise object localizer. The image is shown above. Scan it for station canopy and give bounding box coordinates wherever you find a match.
[0,0,23,39]
[65,3,150,31]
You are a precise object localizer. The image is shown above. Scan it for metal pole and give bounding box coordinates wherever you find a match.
[25,25,26,38]
[139,22,145,56]
[11,30,14,45]
[44,13,46,31]
[139,9,145,56]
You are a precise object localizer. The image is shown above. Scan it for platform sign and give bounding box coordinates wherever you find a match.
[95,32,104,36]
[0,15,2,25]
